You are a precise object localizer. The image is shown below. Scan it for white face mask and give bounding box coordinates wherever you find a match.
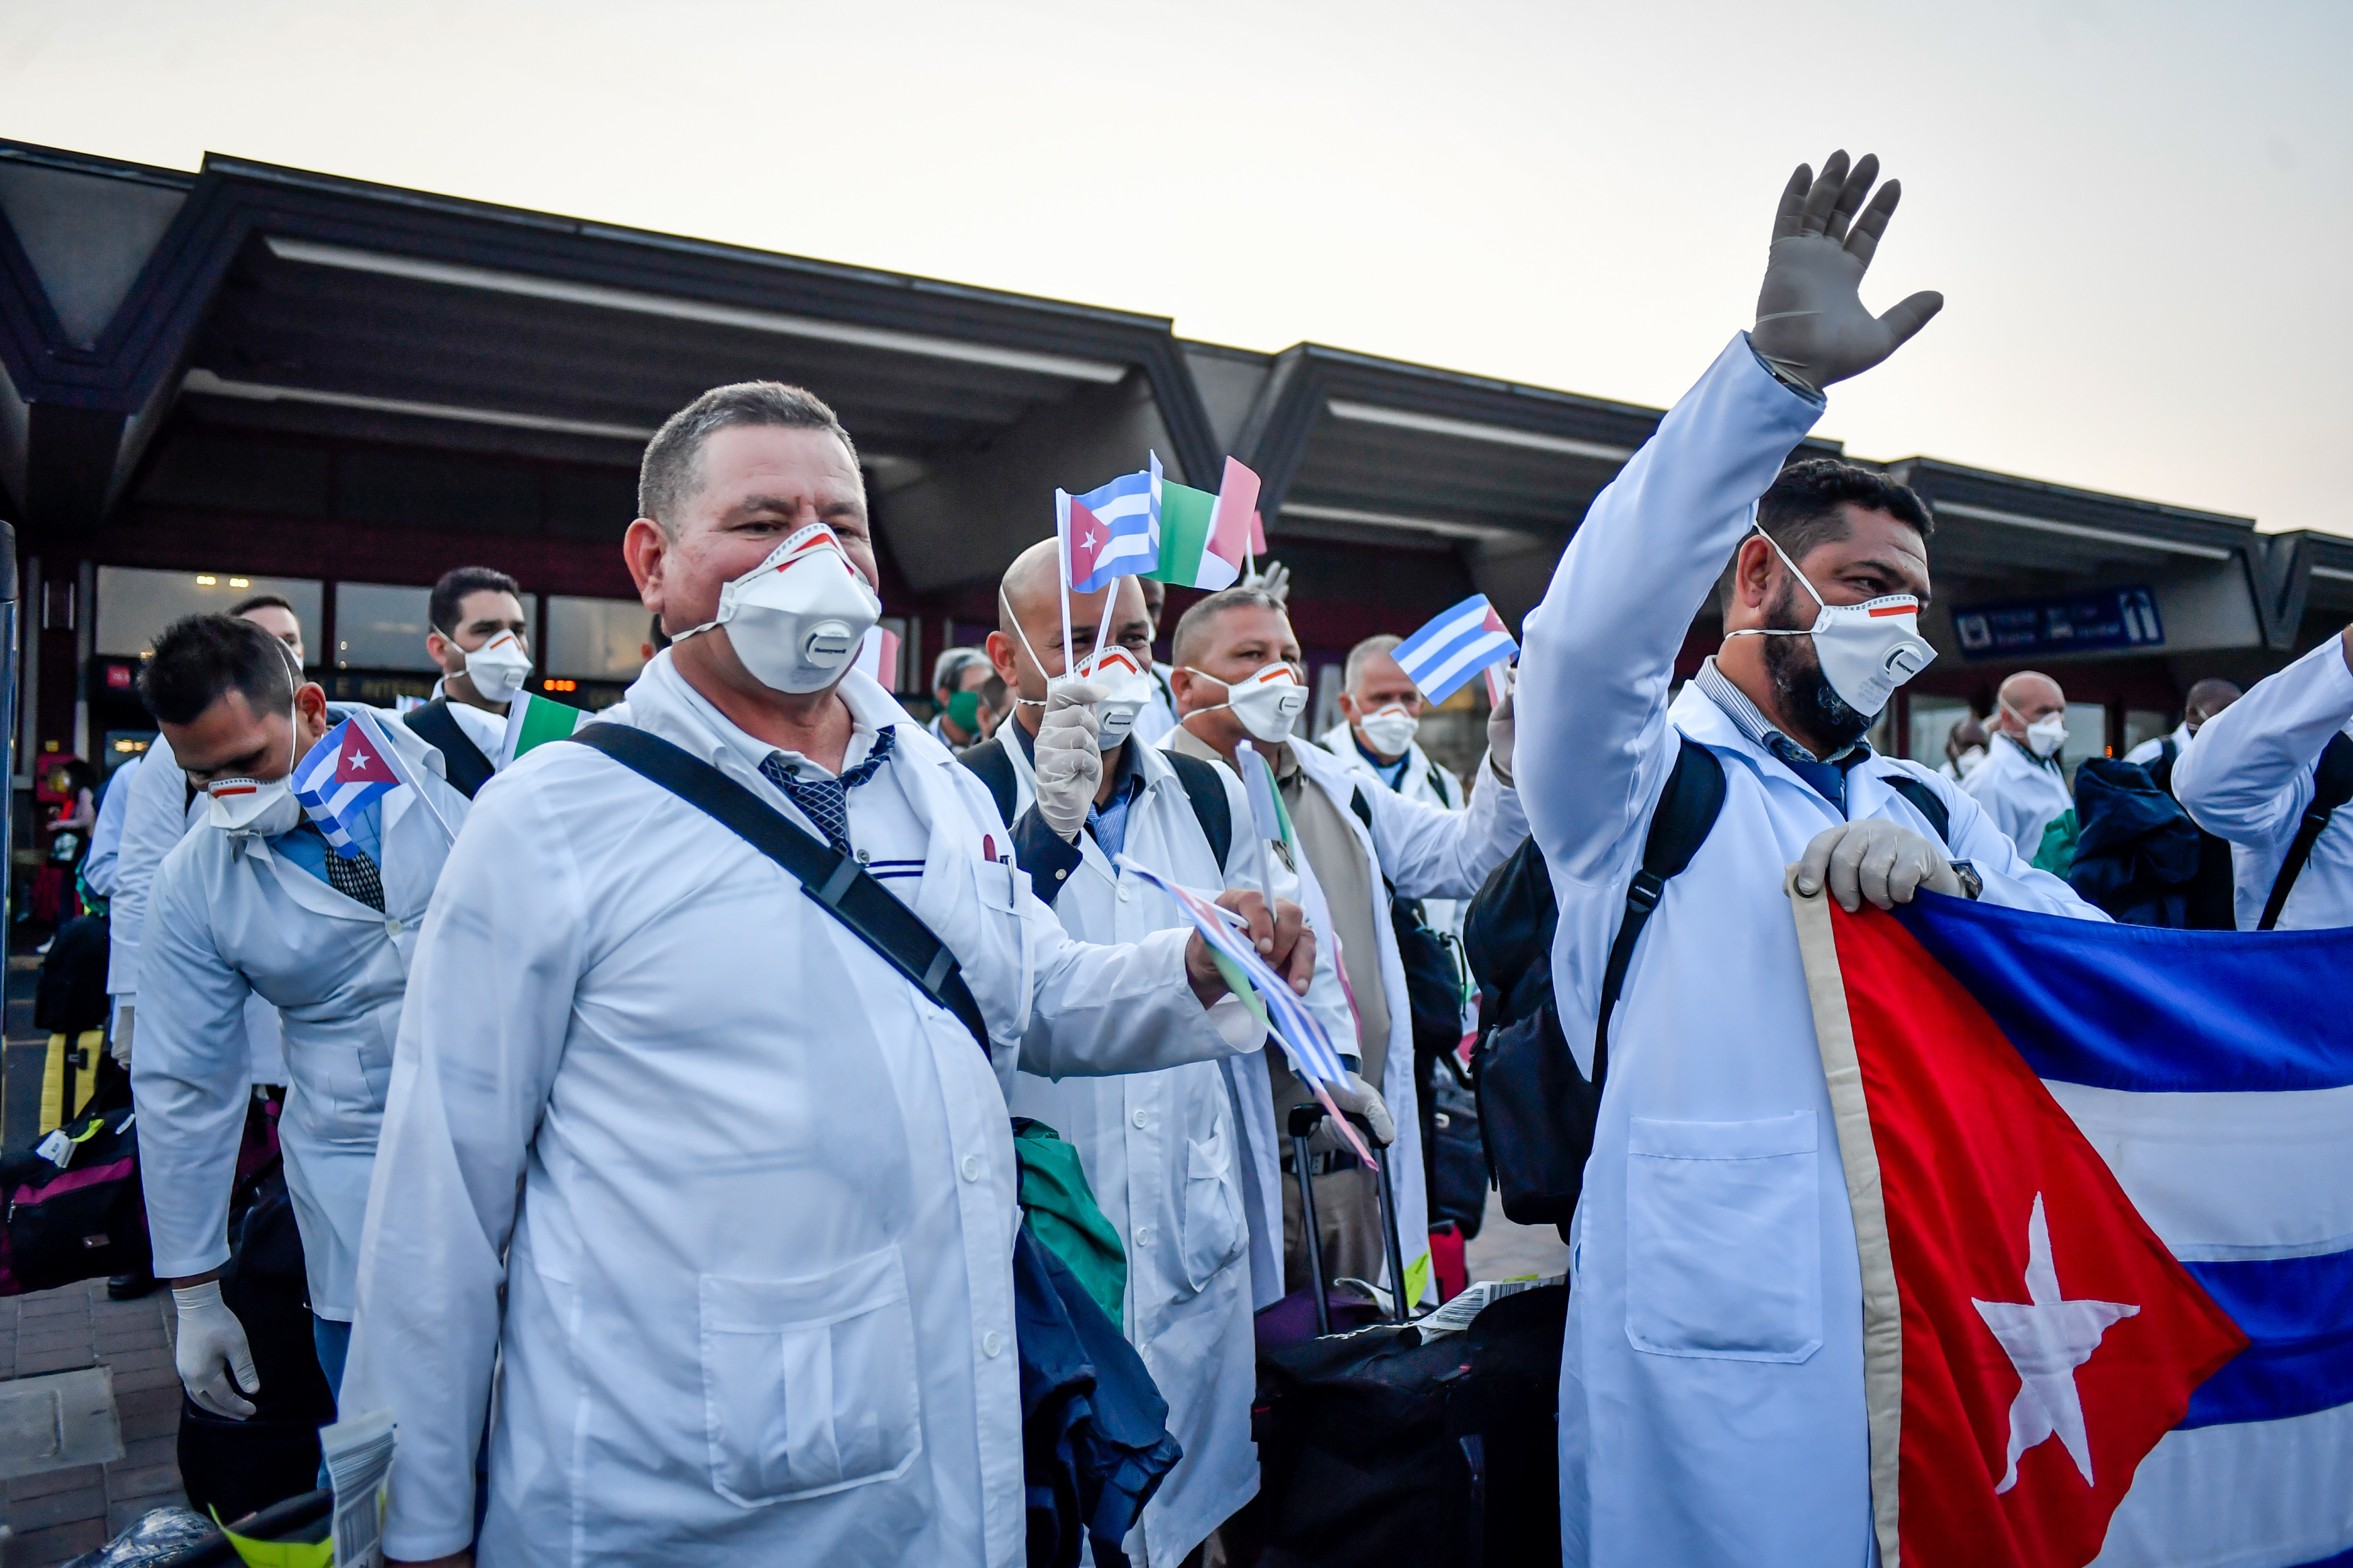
[206,698,306,839]
[1187,661,1308,744]
[673,524,881,694]
[2005,702,2070,759]
[1355,704,1419,758]
[1952,744,1989,779]
[463,628,532,703]
[1720,518,1936,718]
[998,589,1153,747]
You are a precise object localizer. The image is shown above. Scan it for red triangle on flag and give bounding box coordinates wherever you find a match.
[1067,497,1107,585]
[336,723,400,786]
[1823,901,2245,1568]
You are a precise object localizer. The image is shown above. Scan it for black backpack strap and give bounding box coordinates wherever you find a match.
[1164,751,1234,869]
[1592,737,1728,1084]
[567,723,990,1048]
[1878,774,1952,848]
[2258,733,2353,931]
[403,698,497,800]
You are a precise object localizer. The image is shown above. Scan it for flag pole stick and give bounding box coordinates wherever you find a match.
[1055,489,1075,680]
[1087,573,1121,677]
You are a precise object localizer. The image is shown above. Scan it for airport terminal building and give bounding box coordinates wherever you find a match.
[3,136,2348,819]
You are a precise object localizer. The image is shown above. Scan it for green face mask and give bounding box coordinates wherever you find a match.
[947,688,984,732]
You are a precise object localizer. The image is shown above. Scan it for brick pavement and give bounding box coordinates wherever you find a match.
[0,1280,185,1568]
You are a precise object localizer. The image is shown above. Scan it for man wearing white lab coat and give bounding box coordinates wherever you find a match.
[2173,632,2353,930]
[1318,633,1471,945]
[110,593,309,1075]
[973,548,1355,1565]
[1170,589,1525,1310]
[346,381,1313,1568]
[134,614,469,1415]
[1515,151,2106,1568]
[1961,669,2075,859]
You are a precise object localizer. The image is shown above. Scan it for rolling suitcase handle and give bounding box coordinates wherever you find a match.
[1287,1102,1417,1331]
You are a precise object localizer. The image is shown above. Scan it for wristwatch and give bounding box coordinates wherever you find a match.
[1949,860,1983,901]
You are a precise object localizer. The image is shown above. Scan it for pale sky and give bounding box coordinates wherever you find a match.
[7,1,2346,533]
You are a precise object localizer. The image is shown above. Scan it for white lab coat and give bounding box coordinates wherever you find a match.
[996,733,1354,1565]
[1281,727,1525,1305]
[1515,334,2106,1568]
[1318,720,1470,944]
[2173,634,2353,931]
[82,756,138,901]
[343,657,1263,1567]
[109,733,286,1084]
[134,708,469,1319]
[1960,731,2073,860]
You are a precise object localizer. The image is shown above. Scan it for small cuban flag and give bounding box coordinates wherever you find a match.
[1066,454,1163,594]
[1391,593,1519,704]
[292,714,405,859]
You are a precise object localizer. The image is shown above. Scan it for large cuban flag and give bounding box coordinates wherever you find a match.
[1789,876,2353,1568]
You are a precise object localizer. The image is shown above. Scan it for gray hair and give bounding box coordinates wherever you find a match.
[1343,633,1406,694]
[933,646,989,693]
[1170,585,1285,669]
[638,382,859,529]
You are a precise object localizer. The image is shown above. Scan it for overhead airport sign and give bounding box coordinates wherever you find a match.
[1952,587,2164,661]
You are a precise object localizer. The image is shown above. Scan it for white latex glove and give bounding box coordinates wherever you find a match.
[1486,666,1516,783]
[173,1280,260,1419]
[109,1001,134,1066]
[1796,819,1963,913]
[1243,559,1291,605]
[1033,680,1105,842]
[1309,1071,1396,1153]
[1751,151,1944,393]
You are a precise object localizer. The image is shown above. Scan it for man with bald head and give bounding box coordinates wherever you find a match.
[960,541,1350,1565]
[1964,669,2076,858]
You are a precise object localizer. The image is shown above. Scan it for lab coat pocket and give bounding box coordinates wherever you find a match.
[1179,1131,1246,1293]
[1623,1112,1821,1362]
[699,1245,924,1508]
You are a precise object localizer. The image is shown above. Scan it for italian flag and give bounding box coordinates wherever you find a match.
[500,690,592,766]
[1151,456,1262,590]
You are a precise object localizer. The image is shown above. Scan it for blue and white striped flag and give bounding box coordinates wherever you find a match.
[292,713,408,859]
[1067,456,1162,593]
[1392,593,1517,704]
[1117,854,1379,1168]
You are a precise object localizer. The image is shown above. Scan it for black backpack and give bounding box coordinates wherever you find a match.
[1464,738,1951,1232]
[2143,739,2242,930]
[2067,756,2209,927]
[402,696,497,798]
[959,735,1233,868]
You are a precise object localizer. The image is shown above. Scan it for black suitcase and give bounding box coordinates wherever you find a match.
[1248,1105,1564,1567]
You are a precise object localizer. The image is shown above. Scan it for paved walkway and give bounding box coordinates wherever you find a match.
[0,1280,186,1567]
[1462,1185,1572,1284]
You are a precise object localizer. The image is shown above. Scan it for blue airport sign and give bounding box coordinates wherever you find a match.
[1951,586,2164,661]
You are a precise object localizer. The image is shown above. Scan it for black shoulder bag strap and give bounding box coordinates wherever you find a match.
[1591,737,1728,1085]
[1163,751,1234,868]
[957,737,1019,829]
[404,698,497,800]
[567,723,991,1048]
[1878,774,1953,848]
[2259,732,2353,932]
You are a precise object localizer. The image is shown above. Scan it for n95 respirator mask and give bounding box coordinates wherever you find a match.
[1186,661,1308,745]
[1720,518,1936,718]
[464,629,533,703]
[674,524,881,695]
[998,589,1156,745]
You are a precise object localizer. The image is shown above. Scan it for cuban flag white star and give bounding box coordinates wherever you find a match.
[1972,1192,2141,1493]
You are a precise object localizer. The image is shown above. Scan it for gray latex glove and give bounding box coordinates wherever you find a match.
[1796,819,1964,913]
[1486,665,1516,783]
[173,1280,260,1419]
[1308,1071,1396,1153]
[1751,151,1944,393]
[1033,679,1105,841]
[1243,559,1291,604]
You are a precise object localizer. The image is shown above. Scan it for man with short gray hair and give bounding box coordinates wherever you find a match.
[930,646,993,749]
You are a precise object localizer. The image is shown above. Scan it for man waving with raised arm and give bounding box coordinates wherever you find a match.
[1514,154,2105,1567]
